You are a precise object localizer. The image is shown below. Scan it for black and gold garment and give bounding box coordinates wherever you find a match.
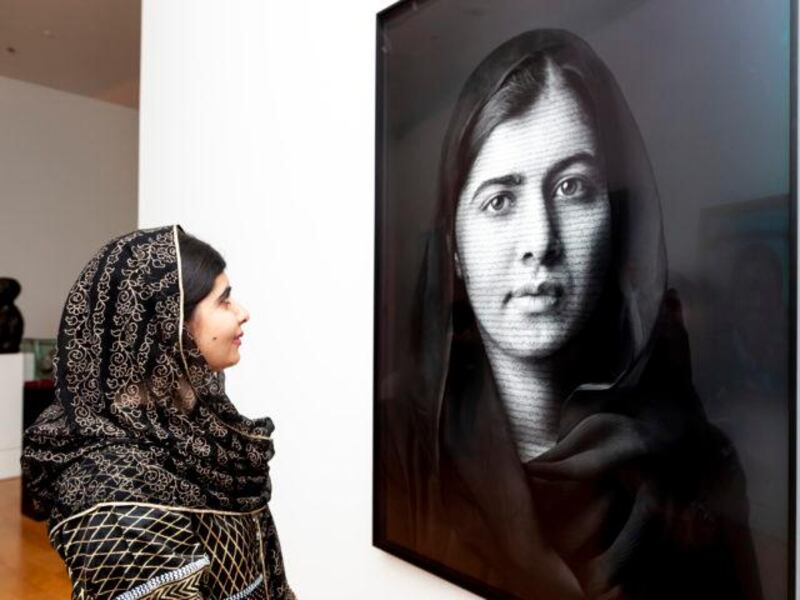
[23,226,294,599]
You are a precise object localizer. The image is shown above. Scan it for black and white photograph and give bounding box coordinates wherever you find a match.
[374,2,795,599]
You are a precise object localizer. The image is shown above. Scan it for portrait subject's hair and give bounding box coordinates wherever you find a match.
[457,57,599,212]
[178,229,227,320]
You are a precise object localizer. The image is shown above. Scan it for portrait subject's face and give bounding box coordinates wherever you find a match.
[454,75,612,360]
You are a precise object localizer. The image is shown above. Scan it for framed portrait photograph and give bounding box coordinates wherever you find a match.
[373,1,796,599]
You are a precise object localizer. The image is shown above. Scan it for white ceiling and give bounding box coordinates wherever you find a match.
[0,0,140,108]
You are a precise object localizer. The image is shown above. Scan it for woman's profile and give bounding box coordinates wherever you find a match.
[382,29,761,599]
[22,225,294,599]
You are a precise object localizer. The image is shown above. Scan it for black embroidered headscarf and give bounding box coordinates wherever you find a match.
[22,225,274,524]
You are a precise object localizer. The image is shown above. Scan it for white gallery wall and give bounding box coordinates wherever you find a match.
[138,1,473,598]
[138,1,799,599]
[0,76,138,339]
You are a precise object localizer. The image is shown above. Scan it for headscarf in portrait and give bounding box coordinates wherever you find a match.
[22,226,274,524]
[402,29,759,599]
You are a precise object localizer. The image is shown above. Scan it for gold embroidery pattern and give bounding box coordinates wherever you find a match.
[117,558,210,600]
[191,511,262,596]
[54,505,205,599]
[136,568,205,600]
[52,503,294,600]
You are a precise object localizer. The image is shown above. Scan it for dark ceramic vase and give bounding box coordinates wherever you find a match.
[0,278,24,353]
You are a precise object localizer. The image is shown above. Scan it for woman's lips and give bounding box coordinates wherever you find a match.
[507,281,564,313]
[233,334,243,346]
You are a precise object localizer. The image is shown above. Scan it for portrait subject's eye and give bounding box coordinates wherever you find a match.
[481,192,515,215]
[553,176,595,201]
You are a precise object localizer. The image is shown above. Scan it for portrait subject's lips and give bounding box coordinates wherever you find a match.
[507,281,564,313]
[233,332,244,346]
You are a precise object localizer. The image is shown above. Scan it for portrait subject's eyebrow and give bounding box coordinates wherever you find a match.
[471,173,524,202]
[218,286,232,302]
[543,151,600,188]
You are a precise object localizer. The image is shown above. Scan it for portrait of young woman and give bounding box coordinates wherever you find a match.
[376,17,790,600]
[22,226,294,599]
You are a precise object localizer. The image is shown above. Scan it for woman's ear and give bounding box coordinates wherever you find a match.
[447,232,464,280]
[184,314,196,338]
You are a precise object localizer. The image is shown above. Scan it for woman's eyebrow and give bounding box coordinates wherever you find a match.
[544,151,599,183]
[471,173,524,202]
[217,286,232,302]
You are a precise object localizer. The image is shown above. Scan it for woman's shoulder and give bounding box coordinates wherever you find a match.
[49,443,207,522]
[50,500,295,600]
[50,502,209,600]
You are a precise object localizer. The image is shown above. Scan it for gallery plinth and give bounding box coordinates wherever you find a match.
[0,353,23,479]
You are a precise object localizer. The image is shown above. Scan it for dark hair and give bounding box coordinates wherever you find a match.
[439,34,622,247]
[462,59,599,207]
[178,229,226,320]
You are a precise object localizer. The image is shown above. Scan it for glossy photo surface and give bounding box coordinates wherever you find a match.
[374,2,794,599]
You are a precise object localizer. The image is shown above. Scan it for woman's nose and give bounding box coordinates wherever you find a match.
[519,196,562,266]
[236,302,250,324]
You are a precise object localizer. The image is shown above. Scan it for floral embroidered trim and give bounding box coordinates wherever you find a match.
[173,224,192,377]
[225,575,264,600]
[113,556,210,600]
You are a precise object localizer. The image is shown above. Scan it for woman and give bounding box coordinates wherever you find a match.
[22,225,294,599]
[383,30,760,599]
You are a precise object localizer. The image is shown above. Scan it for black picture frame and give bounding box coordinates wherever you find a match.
[374,2,797,598]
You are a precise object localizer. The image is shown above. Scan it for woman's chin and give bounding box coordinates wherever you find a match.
[206,353,240,372]
[480,319,572,361]
[486,334,566,362]
[223,355,241,370]
[513,343,564,362]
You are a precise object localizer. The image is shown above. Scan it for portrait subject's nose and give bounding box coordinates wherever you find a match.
[519,194,561,267]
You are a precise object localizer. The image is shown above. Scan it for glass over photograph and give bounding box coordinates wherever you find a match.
[374,2,794,599]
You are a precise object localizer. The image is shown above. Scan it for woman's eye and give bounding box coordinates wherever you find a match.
[554,177,593,200]
[482,193,514,214]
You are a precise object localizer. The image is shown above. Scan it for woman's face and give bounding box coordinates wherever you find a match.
[185,272,250,371]
[454,71,611,361]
